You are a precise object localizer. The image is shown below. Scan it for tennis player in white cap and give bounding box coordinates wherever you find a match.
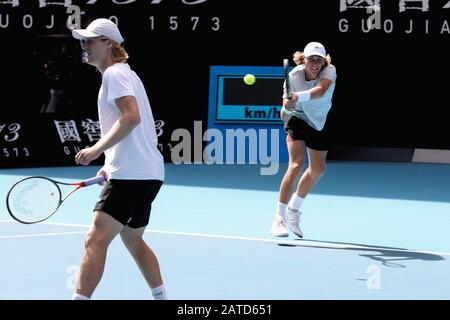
[270,42,337,238]
[71,18,167,300]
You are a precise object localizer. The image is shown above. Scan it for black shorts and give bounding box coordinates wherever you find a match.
[284,116,329,151]
[94,179,163,229]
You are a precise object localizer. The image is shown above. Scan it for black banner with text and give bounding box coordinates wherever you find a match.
[1,0,449,167]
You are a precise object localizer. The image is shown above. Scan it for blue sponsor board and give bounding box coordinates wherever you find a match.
[208,66,290,163]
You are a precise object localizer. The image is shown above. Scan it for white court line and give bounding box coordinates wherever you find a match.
[41,222,90,228]
[0,221,90,228]
[146,229,450,257]
[0,231,87,239]
[3,221,450,257]
[0,220,15,223]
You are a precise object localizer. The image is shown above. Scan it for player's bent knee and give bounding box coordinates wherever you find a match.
[120,233,137,246]
[84,230,109,249]
[309,166,326,178]
[120,231,143,252]
[288,161,304,174]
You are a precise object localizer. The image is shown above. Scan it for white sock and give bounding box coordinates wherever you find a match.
[288,194,305,211]
[72,293,90,300]
[277,202,288,219]
[151,284,168,300]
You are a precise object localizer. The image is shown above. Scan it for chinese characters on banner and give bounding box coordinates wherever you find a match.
[54,119,101,143]
[339,0,450,12]
[338,0,450,34]
[0,0,209,8]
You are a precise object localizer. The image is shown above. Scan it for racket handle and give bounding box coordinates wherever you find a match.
[82,176,106,187]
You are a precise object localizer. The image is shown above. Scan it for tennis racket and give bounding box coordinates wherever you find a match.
[283,58,292,99]
[281,58,295,122]
[6,175,106,224]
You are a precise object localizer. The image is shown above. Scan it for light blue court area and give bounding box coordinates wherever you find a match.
[1,161,450,299]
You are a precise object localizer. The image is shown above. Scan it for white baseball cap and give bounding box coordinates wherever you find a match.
[304,42,326,59]
[72,18,124,44]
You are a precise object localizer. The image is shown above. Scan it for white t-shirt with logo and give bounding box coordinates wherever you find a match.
[98,63,164,181]
[284,64,337,131]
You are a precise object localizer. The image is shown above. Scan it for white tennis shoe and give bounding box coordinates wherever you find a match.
[285,207,303,238]
[270,215,289,237]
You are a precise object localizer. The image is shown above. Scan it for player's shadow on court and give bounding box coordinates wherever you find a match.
[277,240,445,268]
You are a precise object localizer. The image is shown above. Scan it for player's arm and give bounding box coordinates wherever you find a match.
[75,96,141,165]
[284,78,332,108]
[92,95,140,152]
[306,78,333,99]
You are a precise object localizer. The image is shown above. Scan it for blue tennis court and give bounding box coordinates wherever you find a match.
[1,161,449,300]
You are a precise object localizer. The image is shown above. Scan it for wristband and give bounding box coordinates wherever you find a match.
[295,90,311,102]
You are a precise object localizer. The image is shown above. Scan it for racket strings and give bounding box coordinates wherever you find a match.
[7,178,61,223]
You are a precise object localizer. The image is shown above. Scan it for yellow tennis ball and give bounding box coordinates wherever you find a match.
[243,74,256,85]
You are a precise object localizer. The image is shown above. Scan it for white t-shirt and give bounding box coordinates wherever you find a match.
[284,64,337,131]
[98,63,164,181]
